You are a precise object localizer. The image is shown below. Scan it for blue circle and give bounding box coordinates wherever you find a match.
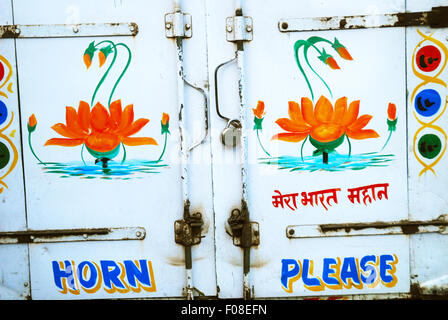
[414,89,442,117]
[0,100,7,126]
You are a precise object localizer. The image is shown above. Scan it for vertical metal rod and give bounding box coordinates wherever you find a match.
[234,0,252,300]
[173,0,194,300]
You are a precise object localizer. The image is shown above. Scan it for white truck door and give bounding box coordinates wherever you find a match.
[2,0,215,299]
[209,0,448,299]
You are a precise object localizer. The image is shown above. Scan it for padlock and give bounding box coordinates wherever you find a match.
[221,119,242,148]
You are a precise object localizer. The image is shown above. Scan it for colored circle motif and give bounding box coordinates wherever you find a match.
[0,141,10,169]
[416,45,442,72]
[0,61,4,82]
[0,101,8,126]
[414,89,441,117]
[418,134,442,159]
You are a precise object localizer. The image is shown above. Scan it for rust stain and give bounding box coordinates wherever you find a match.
[0,25,19,39]
[227,253,270,269]
[319,216,448,235]
[165,255,206,267]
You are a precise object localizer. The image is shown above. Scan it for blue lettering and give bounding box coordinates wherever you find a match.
[340,257,361,285]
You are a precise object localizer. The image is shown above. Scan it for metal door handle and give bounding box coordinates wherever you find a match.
[182,74,210,151]
[214,55,237,122]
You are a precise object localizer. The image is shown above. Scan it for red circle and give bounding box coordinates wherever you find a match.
[416,45,442,72]
[0,62,4,82]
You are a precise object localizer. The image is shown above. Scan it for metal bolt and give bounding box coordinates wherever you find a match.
[24,282,28,287]
[165,22,172,30]
[226,25,233,32]
[15,27,21,34]
[246,25,252,32]
[185,23,191,30]
[30,235,35,240]
[136,231,142,238]
[73,26,79,33]
[281,22,289,30]
[129,24,135,32]
[83,234,88,239]
[288,229,295,236]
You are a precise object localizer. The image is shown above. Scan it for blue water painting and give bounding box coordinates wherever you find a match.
[258,152,395,172]
[40,159,169,180]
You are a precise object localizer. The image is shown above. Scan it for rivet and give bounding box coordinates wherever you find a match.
[246,25,252,32]
[226,25,233,32]
[185,23,191,30]
[166,23,172,30]
[73,26,79,33]
[136,231,142,238]
[288,229,295,236]
[281,22,289,30]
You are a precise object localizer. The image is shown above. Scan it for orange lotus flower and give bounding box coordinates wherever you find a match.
[45,100,157,158]
[387,103,397,121]
[252,101,265,119]
[325,56,340,70]
[83,54,92,69]
[28,114,37,132]
[272,96,379,144]
[161,112,169,126]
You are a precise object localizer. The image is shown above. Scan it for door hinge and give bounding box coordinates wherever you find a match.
[0,227,145,244]
[279,6,448,32]
[165,11,192,39]
[286,215,448,239]
[226,15,253,42]
[227,204,259,248]
[0,22,138,39]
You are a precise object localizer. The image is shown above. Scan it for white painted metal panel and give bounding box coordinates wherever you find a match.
[0,1,27,233]
[406,0,448,297]
[0,1,30,301]
[208,0,410,298]
[13,0,215,299]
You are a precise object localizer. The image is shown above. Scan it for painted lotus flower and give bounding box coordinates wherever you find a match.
[252,100,265,130]
[27,114,37,132]
[45,100,157,159]
[387,103,397,132]
[272,96,379,162]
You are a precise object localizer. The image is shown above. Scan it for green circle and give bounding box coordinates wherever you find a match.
[418,134,442,159]
[0,141,10,169]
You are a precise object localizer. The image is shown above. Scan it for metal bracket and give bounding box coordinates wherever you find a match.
[278,6,448,32]
[0,227,146,244]
[228,207,259,248]
[174,202,204,247]
[0,23,138,39]
[226,16,253,42]
[286,215,448,239]
[165,12,192,38]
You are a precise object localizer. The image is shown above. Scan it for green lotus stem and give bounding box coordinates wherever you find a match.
[108,43,132,108]
[121,143,127,164]
[306,38,334,98]
[304,45,333,99]
[28,132,45,165]
[157,133,168,162]
[381,130,393,151]
[81,144,87,166]
[346,135,352,157]
[294,40,315,101]
[308,36,333,46]
[91,40,117,107]
[256,129,271,157]
[300,135,309,162]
